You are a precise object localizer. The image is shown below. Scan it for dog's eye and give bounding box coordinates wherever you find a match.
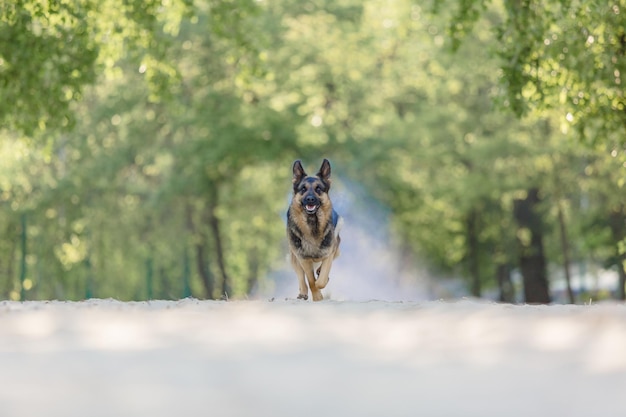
[315,186,323,194]
[299,186,307,194]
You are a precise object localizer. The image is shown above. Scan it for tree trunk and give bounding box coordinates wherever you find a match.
[194,238,214,299]
[206,189,231,299]
[608,206,626,300]
[556,200,575,304]
[208,212,230,298]
[159,266,170,299]
[513,188,551,304]
[185,203,214,299]
[247,246,259,296]
[466,209,481,297]
[496,263,515,303]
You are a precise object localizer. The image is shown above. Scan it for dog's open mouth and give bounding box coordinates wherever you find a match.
[304,204,319,214]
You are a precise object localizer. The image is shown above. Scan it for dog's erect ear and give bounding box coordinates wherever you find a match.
[317,159,331,181]
[317,159,332,189]
[292,160,307,188]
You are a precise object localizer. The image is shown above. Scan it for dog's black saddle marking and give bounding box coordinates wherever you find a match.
[320,230,333,249]
[331,209,339,228]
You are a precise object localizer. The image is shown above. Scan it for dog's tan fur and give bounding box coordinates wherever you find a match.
[287,159,342,301]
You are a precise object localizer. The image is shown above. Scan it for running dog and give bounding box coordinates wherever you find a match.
[287,159,342,301]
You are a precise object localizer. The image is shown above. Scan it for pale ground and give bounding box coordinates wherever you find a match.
[1,298,626,417]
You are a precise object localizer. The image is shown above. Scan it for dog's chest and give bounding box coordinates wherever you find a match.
[297,230,334,259]
[288,213,335,259]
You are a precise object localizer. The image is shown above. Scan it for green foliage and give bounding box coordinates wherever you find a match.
[448,0,626,141]
[0,0,97,133]
[0,0,624,301]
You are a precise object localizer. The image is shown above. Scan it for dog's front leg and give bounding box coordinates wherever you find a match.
[301,259,323,301]
[315,256,333,290]
[291,253,309,300]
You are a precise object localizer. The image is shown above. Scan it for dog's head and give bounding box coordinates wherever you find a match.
[291,159,332,215]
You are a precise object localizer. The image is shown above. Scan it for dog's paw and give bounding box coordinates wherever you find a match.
[311,291,323,302]
[296,294,308,301]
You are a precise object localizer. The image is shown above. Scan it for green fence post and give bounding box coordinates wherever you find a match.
[19,213,27,301]
[146,256,154,300]
[182,247,191,298]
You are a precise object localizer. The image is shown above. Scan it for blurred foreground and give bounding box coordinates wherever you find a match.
[1,299,625,416]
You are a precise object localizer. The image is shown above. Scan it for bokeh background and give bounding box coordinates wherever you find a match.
[1,0,625,303]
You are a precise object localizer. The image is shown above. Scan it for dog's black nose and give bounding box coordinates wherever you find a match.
[304,195,317,205]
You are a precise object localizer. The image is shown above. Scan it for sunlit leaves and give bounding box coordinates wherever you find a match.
[447,0,626,144]
[0,0,201,135]
[0,0,97,133]
[1,0,625,301]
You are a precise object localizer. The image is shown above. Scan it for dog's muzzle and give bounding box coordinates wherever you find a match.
[303,195,320,214]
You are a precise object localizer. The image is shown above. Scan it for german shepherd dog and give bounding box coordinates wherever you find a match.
[287,159,342,301]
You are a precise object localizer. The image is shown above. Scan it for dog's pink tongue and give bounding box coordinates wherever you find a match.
[306,205,316,211]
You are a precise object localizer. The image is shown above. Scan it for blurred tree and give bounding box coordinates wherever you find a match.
[0,0,97,133]
[442,0,626,299]
[0,0,189,134]
[10,0,297,300]
[1,0,624,303]
[576,144,626,300]
[240,0,621,302]
[445,0,626,135]
[513,188,550,303]
[0,0,267,135]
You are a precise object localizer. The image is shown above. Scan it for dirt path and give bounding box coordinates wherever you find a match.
[1,299,625,416]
